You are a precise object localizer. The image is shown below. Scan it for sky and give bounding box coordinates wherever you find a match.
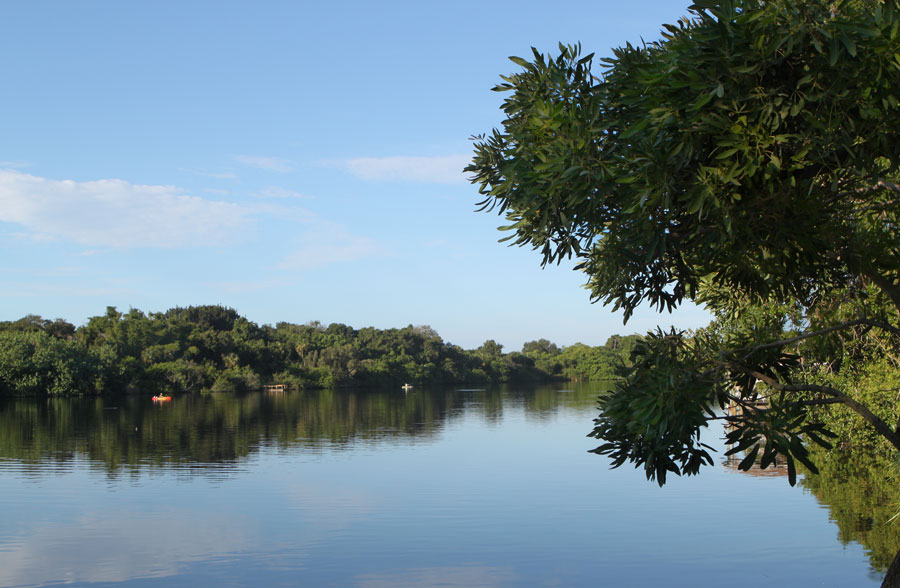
[0,0,711,351]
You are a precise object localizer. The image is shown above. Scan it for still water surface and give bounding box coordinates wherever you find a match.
[0,385,888,587]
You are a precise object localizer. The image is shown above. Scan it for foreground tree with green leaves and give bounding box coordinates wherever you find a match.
[468,0,900,582]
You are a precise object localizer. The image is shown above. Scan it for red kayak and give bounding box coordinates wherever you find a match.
[152,395,172,402]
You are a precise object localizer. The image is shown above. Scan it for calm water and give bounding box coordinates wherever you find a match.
[0,385,889,587]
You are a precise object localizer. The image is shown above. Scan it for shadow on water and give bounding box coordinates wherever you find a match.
[0,383,602,476]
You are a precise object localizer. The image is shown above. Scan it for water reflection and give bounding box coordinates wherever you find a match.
[799,448,900,573]
[721,441,900,577]
[0,384,601,475]
[355,565,518,588]
[0,384,889,587]
[0,509,253,586]
[721,454,789,478]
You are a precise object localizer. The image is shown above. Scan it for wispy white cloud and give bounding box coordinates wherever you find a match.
[0,160,31,169]
[30,266,90,278]
[254,186,310,199]
[277,224,387,270]
[0,279,135,298]
[0,169,251,248]
[234,155,293,172]
[182,168,238,180]
[5,230,57,243]
[251,202,318,223]
[339,154,470,184]
[204,277,291,294]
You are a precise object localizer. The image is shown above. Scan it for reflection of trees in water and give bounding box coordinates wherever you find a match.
[724,442,900,573]
[798,448,900,573]
[0,385,599,475]
[528,382,614,420]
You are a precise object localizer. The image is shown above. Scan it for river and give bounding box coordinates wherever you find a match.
[0,385,890,586]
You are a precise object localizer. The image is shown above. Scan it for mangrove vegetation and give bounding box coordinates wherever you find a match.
[0,305,640,396]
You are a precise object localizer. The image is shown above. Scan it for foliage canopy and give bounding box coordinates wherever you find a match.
[0,306,635,397]
[468,0,900,489]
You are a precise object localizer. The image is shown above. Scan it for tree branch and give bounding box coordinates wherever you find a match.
[734,317,900,361]
[780,383,900,451]
[798,398,843,406]
[735,318,865,360]
[861,270,900,317]
[835,179,900,202]
[858,179,900,196]
[727,366,900,451]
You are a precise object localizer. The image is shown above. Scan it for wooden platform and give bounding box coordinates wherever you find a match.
[726,396,769,418]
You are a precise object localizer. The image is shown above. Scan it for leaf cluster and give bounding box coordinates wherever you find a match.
[469,0,900,319]
[589,329,725,485]
[469,0,900,493]
[723,397,836,485]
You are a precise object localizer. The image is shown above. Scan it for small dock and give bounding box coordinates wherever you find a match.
[726,395,769,418]
[722,454,787,478]
[723,395,783,476]
[263,384,288,393]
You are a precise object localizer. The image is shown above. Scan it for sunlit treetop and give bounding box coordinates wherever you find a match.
[468,0,900,321]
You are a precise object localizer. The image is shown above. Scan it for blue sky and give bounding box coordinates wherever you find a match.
[0,0,710,350]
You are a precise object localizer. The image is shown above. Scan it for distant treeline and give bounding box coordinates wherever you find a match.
[0,305,641,396]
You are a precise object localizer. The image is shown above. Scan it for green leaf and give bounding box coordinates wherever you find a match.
[509,56,530,68]
[692,91,714,111]
[841,34,857,57]
[619,117,650,139]
[793,450,819,474]
[732,64,759,74]
[738,444,760,470]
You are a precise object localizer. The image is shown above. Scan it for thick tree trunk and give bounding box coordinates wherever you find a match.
[882,546,900,588]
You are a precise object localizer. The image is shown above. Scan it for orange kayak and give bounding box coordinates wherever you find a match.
[152,395,172,402]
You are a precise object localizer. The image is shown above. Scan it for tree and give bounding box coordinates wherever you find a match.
[476,339,504,359]
[522,338,561,355]
[0,330,106,395]
[468,1,900,582]
[1,315,76,339]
